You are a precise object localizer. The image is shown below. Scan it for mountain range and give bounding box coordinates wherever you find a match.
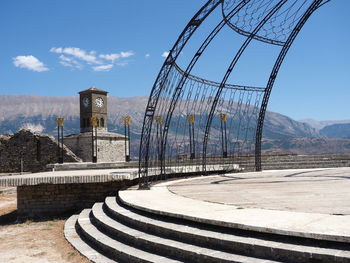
[1,95,349,155]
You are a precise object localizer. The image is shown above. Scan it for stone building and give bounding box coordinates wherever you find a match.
[63,87,127,163]
[0,87,127,173]
[0,129,81,173]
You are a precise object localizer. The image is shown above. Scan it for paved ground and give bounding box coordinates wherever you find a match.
[120,168,350,242]
[168,168,350,215]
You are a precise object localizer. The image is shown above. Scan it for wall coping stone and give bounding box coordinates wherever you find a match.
[47,161,138,171]
[0,163,241,187]
[0,168,138,187]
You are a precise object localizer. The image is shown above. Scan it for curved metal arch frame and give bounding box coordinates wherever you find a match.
[255,0,324,171]
[138,0,222,189]
[159,0,253,181]
[139,0,329,187]
[222,0,330,46]
[203,0,288,173]
[221,3,286,46]
[174,62,266,92]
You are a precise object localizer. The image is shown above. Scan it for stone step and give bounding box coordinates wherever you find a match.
[240,154,350,160]
[238,159,350,164]
[237,156,350,161]
[91,202,278,263]
[104,196,350,263]
[261,163,350,169]
[64,215,116,263]
[237,159,350,170]
[77,209,182,263]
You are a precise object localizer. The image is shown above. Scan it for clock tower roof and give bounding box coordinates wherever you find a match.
[79,86,108,95]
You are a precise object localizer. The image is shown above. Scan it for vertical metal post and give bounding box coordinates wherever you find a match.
[57,125,60,162]
[124,121,128,161]
[123,116,131,162]
[128,124,131,161]
[91,117,98,163]
[95,125,98,162]
[155,116,165,177]
[56,117,64,164]
[188,114,195,159]
[155,116,163,161]
[60,126,64,163]
[220,113,228,158]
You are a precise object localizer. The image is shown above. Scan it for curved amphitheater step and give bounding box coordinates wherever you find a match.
[65,195,350,263]
[236,154,350,171]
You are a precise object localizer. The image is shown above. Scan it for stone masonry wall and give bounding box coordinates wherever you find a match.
[64,132,126,162]
[0,129,81,173]
[17,181,128,218]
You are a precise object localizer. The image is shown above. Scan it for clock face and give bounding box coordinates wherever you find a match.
[82,97,90,107]
[95,97,104,108]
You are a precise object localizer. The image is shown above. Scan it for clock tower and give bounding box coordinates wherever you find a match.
[79,86,108,133]
[64,86,127,163]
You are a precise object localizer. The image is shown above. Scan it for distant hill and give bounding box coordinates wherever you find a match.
[0,95,320,138]
[262,137,350,155]
[0,94,349,156]
[299,118,350,131]
[320,123,350,138]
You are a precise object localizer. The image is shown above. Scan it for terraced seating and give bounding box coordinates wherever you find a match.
[65,195,350,263]
[236,154,350,171]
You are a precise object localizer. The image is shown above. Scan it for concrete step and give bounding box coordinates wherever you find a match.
[91,202,278,263]
[64,215,116,263]
[261,163,350,169]
[238,159,350,164]
[236,157,350,170]
[104,197,350,263]
[77,208,182,263]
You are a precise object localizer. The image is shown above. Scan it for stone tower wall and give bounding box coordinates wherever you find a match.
[64,132,126,162]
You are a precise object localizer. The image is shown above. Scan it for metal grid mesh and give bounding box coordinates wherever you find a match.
[138,0,327,186]
[147,64,265,179]
[222,0,313,45]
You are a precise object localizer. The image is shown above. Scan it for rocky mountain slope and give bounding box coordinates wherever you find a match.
[0,95,319,137]
[1,95,349,155]
[320,123,350,138]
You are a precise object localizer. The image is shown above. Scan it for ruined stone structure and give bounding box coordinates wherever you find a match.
[0,87,127,173]
[0,129,81,173]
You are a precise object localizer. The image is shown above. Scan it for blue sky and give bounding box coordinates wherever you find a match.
[0,0,349,121]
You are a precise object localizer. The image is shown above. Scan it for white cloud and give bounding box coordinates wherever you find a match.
[13,55,49,72]
[145,53,151,58]
[51,47,135,71]
[162,51,170,58]
[92,64,113,72]
[59,55,83,69]
[99,53,120,62]
[120,51,134,58]
[99,51,135,62]
[50,47,100,64]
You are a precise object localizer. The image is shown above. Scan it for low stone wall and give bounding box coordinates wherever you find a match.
[0,164,239,218]
[0,169,138,218]
[17,181,128,218]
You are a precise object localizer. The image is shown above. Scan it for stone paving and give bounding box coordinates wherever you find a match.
[168,167,350,215]
[120,168,350,243]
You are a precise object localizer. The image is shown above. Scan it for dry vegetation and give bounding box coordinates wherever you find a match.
[0,187,90,263]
